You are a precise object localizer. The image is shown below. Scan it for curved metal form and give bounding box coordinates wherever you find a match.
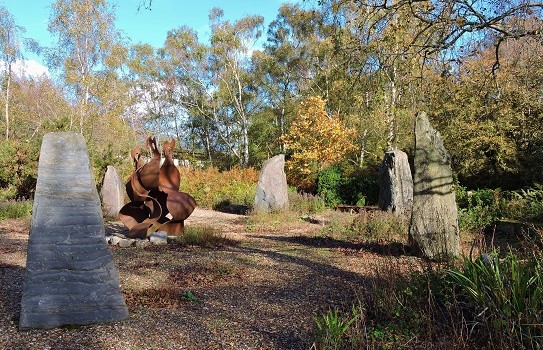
[119,136,196,237]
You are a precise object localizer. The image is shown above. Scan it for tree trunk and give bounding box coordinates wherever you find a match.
[241,117,249,168]
[204,126,213,166]
[279,106,285,153]
[385,66,397,151]
[4,64,10,140]
[359,128,368,167]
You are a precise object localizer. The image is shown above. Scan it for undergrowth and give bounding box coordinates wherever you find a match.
[457,183,543,232]
[0,200,32,220]
[179,167,258,210]
[169,225,237,248]
[312,250,543,349]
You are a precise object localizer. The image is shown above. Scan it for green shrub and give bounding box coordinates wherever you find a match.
[447,251,543,347]
[499,184,543,222]
[179,167,258,209]
[316,165,379,208]
[288,191,325,215]
[456,186,501,231]
[0,200,33,220]
[340,172,379,206]
[0,140,39,199]
[314,306,363,350]
[317,166,343,207]
[456,184,543,231]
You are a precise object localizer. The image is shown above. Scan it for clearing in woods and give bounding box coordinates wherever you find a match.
[0,208,417,349]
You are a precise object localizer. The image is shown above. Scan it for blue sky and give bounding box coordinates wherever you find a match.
[0,0,301,76]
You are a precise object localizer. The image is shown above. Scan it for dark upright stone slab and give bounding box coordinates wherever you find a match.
[19,132,128,330]
[378,149,413,219]
[409,112,459,260]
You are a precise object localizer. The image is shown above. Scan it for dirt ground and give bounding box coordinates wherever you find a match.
[0,208,418,350]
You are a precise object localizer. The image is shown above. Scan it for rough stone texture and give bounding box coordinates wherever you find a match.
[107,235,123,246]
[378,150,413,219]
[101,165,124,218]
[118,238,136,248]
[19,132,129,330]
[409,112,460,260]
[254,154,289,212]
[135,239,151,248]
[149,231,168,245]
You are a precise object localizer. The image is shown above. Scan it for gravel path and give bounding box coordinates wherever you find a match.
[0,209,414,349]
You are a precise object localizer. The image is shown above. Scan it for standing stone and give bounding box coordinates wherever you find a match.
[378,150,413,219]
[101,165,124,218]
[409,112,459,260]
[254,154,289,212]
[20,132,128,330]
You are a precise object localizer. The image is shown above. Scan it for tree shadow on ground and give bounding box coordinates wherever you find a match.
[118,243,374,349]
[248,234,413,257]
[213,200,251,215]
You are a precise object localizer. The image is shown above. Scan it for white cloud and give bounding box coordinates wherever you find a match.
[0,59,50,79]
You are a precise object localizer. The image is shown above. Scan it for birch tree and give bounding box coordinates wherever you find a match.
[0,6,24,140]
[48,0,120,132]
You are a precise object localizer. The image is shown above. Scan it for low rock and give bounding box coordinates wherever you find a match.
[150,231,168,245]
[135,239,151,248]
[118,238,136,248]
[107,236,122,245]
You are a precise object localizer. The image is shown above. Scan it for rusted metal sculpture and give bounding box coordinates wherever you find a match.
[119,136,196,238]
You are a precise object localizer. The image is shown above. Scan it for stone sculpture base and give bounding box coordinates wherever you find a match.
[19,132,128,330]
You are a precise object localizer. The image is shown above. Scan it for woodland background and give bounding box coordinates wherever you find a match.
[0,0,542,202]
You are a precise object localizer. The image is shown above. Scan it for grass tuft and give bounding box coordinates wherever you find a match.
[0,200,32,221]
[170,225,237,248]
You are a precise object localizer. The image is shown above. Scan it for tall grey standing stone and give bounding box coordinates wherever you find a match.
[378,150,413,219]
[409,112,459,260]
[19,132,128,330]
[254,154,289,212]
[101,165,125,218]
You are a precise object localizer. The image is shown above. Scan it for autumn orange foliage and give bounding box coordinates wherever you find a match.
[282,96,356,190]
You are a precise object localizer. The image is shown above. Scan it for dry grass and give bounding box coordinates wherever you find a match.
[5,207,528,349]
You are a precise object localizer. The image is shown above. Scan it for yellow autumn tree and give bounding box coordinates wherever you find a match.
[282,96,356,190]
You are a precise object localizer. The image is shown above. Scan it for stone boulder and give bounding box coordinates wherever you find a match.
[378,150,413,219]
[254,154,289,212]
[19,132,128,330]
[149,231,168,245]
[101,165,125,218]
[409,112,460,260]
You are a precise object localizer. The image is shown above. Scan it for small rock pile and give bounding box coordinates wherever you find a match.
[106,231,169,248]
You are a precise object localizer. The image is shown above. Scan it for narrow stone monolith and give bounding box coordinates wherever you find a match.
[409,112,460,260]
[254,154,289,212]
[19,132,128,330]
[101,165,124,218]
[378,150,413,219]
